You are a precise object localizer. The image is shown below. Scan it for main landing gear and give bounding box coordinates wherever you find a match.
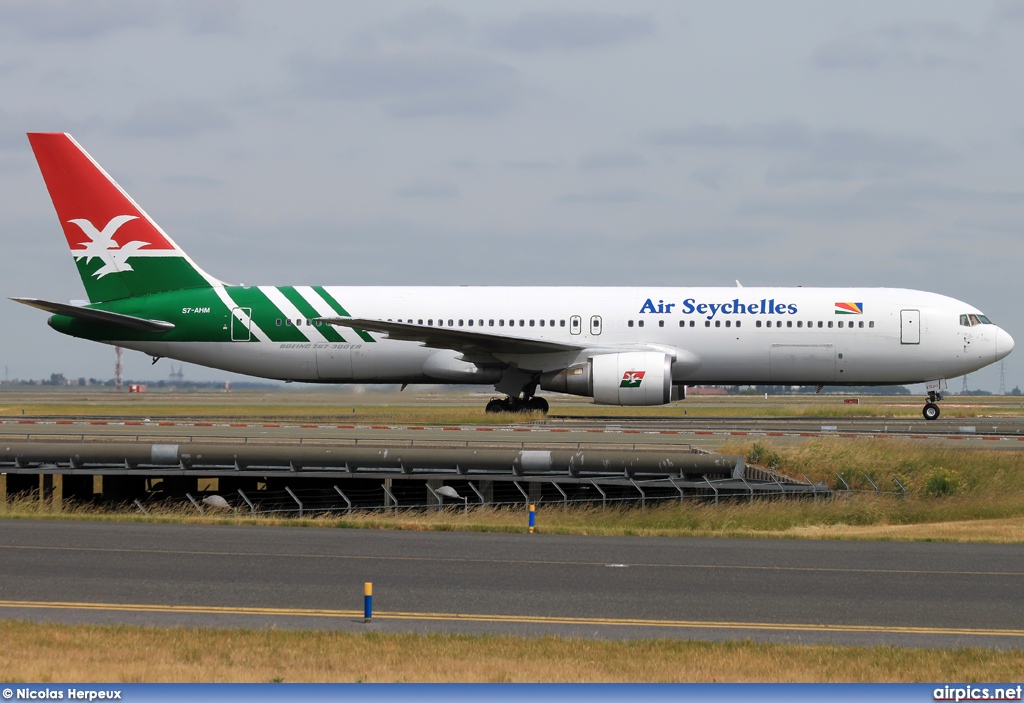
[922,389,942,421]
[486,396,549,414]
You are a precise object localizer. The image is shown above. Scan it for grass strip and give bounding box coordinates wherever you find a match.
[0,620,1021,682]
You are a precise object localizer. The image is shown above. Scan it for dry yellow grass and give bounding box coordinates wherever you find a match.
[782,516,1024,542]
[0,620,1021,683]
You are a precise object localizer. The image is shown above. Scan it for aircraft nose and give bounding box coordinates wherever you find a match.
[996,327,1015,361]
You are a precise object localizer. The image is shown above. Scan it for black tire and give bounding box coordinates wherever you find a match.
[527,397,549,414]
[923,403,940,421]
[485,399,506,414]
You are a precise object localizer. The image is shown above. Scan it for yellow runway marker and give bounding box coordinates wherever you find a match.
[0,599,1022,638]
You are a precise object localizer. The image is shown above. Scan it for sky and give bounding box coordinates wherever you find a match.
[1,1,1022,391]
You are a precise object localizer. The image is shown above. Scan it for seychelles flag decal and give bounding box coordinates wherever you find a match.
[834,302,863,315]
[620,371,645,388]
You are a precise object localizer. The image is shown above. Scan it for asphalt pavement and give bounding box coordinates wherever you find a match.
[0,520,1022,648]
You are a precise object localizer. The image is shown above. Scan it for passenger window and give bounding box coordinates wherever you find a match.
[276,319,282,327]
[725,320,730,328]
[787,321,792,328]
[766,321,772,328]
[756,320,762,328]
[519,320,524,327]
[285,319,292,326]
[561,320,566,327]
[628,320,634,328]
[817,321,823,328]
[869,321,874,328]
[449,319,454,326]
[530,320,535,327]
[679,320,685,327]
[858,321,864,328]
[458,319,463,326]
[715,320,721,328]
[418,319,423,325]
[638,320,644,327]
[838,321,843,328]
[705,321,711,327]
[539,320,544,327]
[690,320,695,327]
[550,320,555,327]
[499,320,504,327]
[467,319,473,326]
[797,321,803,328]
[736,321,741,328]
[489,320,494,327]
[828,321,833,328]
[659,320,665,327]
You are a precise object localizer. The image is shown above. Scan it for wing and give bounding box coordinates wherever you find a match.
[319,317,583,355]
[12,297,175,332]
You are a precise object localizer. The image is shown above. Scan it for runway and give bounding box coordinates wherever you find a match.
[5,414,1024,454]
[1,520,1022,648]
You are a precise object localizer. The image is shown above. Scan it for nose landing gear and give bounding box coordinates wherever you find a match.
[922,389,942,421]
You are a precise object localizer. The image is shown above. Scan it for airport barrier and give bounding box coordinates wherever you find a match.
[0,441,743,479]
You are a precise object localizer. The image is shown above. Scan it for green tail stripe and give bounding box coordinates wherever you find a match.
[224,286,306,343]
[279,287,346,343]
[76,256,211,304]
[314,286,375,343]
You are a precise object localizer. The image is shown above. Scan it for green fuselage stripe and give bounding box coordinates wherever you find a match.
[314,286,374,342]
[224,287,306,342]
[279,287,347,343]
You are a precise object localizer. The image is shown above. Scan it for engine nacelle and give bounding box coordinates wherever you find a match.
[541,351,673,406]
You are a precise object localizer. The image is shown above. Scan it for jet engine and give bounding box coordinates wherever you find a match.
[540,351,673,406]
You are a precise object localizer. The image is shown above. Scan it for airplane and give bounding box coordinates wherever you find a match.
[12,132,1015,420]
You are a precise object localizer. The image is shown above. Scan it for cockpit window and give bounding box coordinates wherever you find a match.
[962,313,994,326]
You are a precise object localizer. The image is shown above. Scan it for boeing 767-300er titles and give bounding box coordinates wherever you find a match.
[13,133,1015,419]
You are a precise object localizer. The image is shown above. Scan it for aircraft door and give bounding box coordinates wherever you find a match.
[570,315,581,335]
[901,309,920,345]
[590,315,603,336]
[230,308,251,342]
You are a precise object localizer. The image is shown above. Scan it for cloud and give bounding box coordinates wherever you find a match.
[811,22,982,71]
[690,166,727,190]
[0,0,239,40]
[360,7,468,46]
[120,99,232,138]
[577,150,647,170]
[648,120,956,182]
[488,11,654,52]
[740,182,1024,221]
[558,187,644,204]
[162,174,224,187]
[288,51,520,117]
[395,180,459,198]
[992,0,1024,22]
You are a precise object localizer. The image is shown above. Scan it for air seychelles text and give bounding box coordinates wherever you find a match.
[639,298,798,320]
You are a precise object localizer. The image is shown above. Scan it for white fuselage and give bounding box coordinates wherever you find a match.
[119,286,1013,389]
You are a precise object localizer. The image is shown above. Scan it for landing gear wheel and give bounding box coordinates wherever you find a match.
[526,397,549,414]
[485,399,507,414]
[923,403,940,421]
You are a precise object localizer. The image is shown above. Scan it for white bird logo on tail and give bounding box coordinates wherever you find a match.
[67,215,148,279]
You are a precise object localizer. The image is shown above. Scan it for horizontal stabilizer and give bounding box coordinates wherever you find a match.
[320,317,583,355]
[11,297,175,332]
